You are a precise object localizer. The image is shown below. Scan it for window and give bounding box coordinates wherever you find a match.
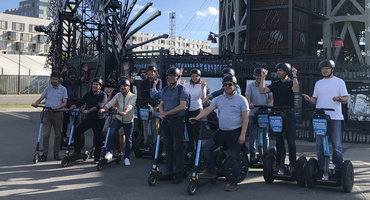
[29,24,37,32]
[12,22,25,31]
[21,33,32,42]
[0,21,7,29]
[0,41,7,50]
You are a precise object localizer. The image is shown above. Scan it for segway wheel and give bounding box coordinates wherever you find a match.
[223,156,249,183]
[263,154,275,183]
[147,172,158,186]
[61,157,69,167]
[33,154,39,164]
[97,160,104,171]
[295,156,307,187]
[341,160,354,193]
[305,158,318,189]
[187,180,198,195]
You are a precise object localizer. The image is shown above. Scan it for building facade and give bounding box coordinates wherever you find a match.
[4,0,50,19]
[0,13,51,56]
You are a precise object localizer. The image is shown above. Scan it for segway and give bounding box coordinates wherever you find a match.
[134,105,158,158]
[249,105,273,168]
[305,108,354,193]
[187,119,217,195]
[32,105,51,164]
[97,111,122,171]
[61,108,89,167]
[263,106,307,187]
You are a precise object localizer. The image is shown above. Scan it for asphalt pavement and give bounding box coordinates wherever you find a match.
[0,94,369,200]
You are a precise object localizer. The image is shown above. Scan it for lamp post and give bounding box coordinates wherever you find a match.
[17,49,22,95]
[331,21,344,61]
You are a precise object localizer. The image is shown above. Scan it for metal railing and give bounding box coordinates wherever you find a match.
[0,75,49,94]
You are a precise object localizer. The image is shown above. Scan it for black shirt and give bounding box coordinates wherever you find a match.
[267,78,295,108]
[74,90,107,119]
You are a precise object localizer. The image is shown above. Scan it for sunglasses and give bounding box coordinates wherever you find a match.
[223,83,234,87]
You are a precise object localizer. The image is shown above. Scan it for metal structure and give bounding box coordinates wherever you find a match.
[169,12,176,55]
[218,0,370,65]
[35,0,167,80]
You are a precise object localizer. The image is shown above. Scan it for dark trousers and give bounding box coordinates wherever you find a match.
[203,128,241,185]
[74,118,105,159]
[275,110,296,168]
[62,112,71,138]
[185,109,201,152]
[162,116,185,176]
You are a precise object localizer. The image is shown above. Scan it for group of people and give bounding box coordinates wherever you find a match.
[32,58,348,192]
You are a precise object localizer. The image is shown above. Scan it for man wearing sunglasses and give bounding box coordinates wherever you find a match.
[190,75,249,192]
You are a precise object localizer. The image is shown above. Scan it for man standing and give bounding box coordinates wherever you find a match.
[190,75,249,192]
[245,67,273,160]
[100,78,137,166]
[66,78,107,164]
[159,67,189,184]
[259,62,299,175]
[302,59,348,180]
[32,71,67,161]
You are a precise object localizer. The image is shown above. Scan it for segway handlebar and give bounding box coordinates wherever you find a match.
[32,105,52,110]
[309,108,335,114]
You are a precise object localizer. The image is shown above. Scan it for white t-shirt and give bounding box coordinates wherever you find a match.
[312,76,348,120]
[183,83,206,111]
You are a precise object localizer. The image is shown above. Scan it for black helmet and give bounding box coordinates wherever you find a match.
[118,78,130,86]
[50,71,61,78]
[253,68,263,75]
[319,59,335,70]
[166,67,181,77]
[147,65,157,72]
[222,75,237,85]
[108,73,117,80]
[275,62,291,73]
[190,68,201,76]
[118,76,127,82]
[91,77,103,85]
[67,69,77,76]
[221,68,235,76]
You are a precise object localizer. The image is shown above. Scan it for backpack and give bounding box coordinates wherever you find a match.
[163,84,191,113]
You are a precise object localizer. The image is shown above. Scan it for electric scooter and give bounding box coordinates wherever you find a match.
[97,110,122,171]
[32,105,51,164]
[61,108,89,167]
[187,119,217,195]
[305,108,354,193]
[263,106,307,187]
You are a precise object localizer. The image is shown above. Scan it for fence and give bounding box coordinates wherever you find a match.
[0,75,49,94]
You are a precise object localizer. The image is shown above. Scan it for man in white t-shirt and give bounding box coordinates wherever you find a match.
[302,59,348,180]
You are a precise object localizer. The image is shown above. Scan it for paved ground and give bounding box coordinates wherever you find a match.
[0,95,369,200]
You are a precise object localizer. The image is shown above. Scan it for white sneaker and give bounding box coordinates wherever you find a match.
[322,173,329,180]
[105,152,112,160]
[124,158,131,166]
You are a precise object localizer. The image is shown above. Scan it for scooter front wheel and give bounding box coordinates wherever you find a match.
[147,172,158,186]
[33,154,39,164]
[61,157,69,167]
[97,160,104,171]
[187,180,198,195]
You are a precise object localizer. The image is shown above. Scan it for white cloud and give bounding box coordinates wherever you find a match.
[196,7,218,17]
[133,4,156,14]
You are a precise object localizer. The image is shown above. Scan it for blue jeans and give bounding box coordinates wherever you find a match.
[248,116,269,155]
[275,110,296,168]
[316,120,343,170]
[107,118,133,159]
[162,117,185,176]
[203,128,241,185]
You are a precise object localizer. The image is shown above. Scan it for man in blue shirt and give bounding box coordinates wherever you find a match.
[159,67,189,184]
[259,62,299,175]
[190,75,249,192]
[32,71,68,161]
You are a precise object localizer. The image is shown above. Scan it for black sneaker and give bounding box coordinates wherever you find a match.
[40,155,47,162]
[225,183,238,192]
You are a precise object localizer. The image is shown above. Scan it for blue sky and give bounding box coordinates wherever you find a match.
[0,0,219,42]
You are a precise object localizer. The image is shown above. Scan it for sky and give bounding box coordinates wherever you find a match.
[0,0,219,43]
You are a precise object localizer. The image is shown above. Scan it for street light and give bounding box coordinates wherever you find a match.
[16,43,23,95]
[331,22,344,61]
[207,32,218,43]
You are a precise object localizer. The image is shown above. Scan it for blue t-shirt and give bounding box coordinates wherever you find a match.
[161,84,189,118]
[267,79,294,108]
[211,93,249,131]
[42,84,68,110]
